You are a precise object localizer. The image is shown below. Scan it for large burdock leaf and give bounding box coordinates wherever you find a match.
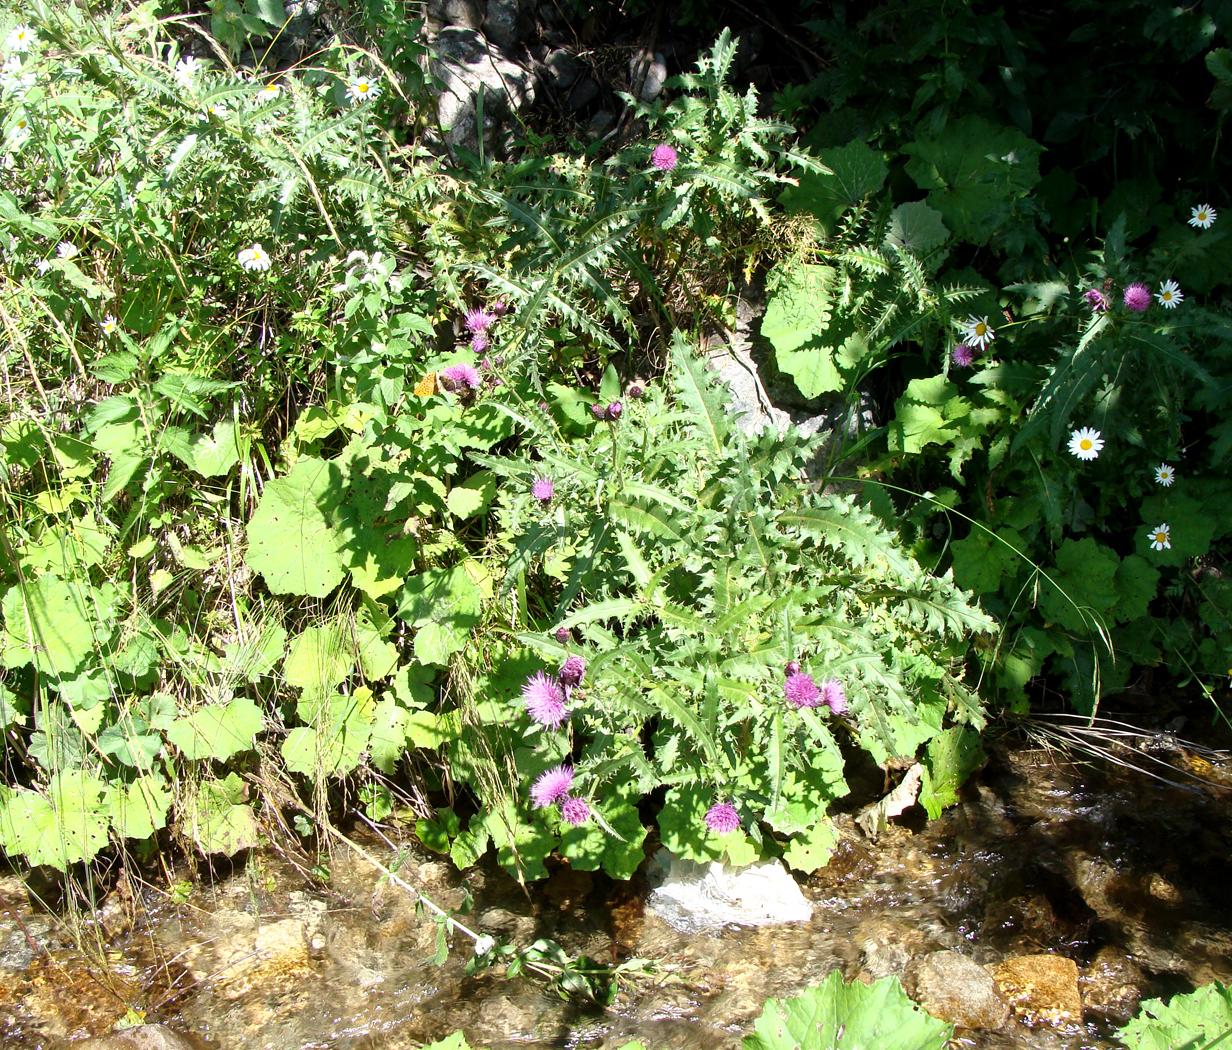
[166,696,264,761]
[0,770,114,870]
[181,773,259,856]
[245,457,345,597]
[1118,982,1232,1050]
[761,263,843,399]
[1,575,112,675]
[744,970,952,1050]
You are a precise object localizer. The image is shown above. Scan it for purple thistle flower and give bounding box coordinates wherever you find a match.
[950,343,975,369]
[1084,288,1110,313]
[439,363,481,392]
[784,660,801,676]
[590,403,606,419]
[531,765,574,808]
[626,381,645,399]
[465,308,496,334]
[559,654,586,688]
[491,299,509,316]
[606,401,623,421]
[522,671,567,727]
[651,143,678,171]
[821,677,848,715]
[554,626,571,644]
[704,801,740,834]
[1123,283,1151,312]
[784,671,821,709]
[531,476,555,503]
[470,332,489,353]
[560,796,590,825]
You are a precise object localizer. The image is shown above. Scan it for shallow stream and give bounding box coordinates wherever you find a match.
[3,735,1232,1049]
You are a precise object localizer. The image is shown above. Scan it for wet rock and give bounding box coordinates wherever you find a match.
[543,49,583,90]
[982,893,1065,951]
[629,48,667,101]
[482,0,528,49]
[856,916,927,980]
[988,954,1083,1027]
[646,850,812,933]
[427,0,483,31]
[432,28,536,153]
[182,908,323,1001]
[1147,872,1182,905]
[77,1025,201,1050]
[1081,946,1145,1025]
[904,951,1011,1031]
[20,953,142,1038]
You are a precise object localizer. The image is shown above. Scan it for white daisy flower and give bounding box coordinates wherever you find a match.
[1153,463,1176,487]
[99,314,119,335]
[174,56,204,87]
[1188,204,1216,230]
[960,315,995,350]
[257,81,282,101]
[1147,523,1171,551]
[346,76,381,104]
[1067,427,1104,461]
[34,258,49,274]
[56,241,79,260]
[205,102,229,119]
[5,24,35,52]
[1,55,33,96]
[1156,280,1183,309]
[8,115,30,147]
[237,242,271,271]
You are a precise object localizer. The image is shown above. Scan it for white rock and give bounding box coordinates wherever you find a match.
[646,849,813,933]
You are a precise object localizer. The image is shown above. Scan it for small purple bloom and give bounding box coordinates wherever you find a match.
[439,363,481,392]
[560,796,591,825]
[950,343,975,369]
[784,671,821,709]
[590,403,606,419]
[784,660,801,676]
[821,677,848,715]
[491,299,509,316]
[470,332,489,353]
[465,308,496,334]
[538,400,550,412]
[651,143,678,171]
[627,382,645,399]
[1123,283,1151,312]
[606,401,623,421]
[522,671,567,727]
[531,476,555,503]
[559,654,586,688]
[531,765,574,808]
[554,626,571,644]
[704,801,740,835]
[1084,288,1109,313]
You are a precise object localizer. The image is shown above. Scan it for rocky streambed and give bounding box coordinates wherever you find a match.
[3,736,1232,1049]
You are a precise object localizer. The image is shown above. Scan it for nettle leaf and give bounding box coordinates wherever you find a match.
[782,140,886,227]
[244,457,346,597]
[1037,538,1119,634]
[181,773,259,856]
[0,770,113,870]
[761,263,842,399]
[1,575,114,676]
[1119,982,1232,1050]
[284,624,354,692]
[887,375,973,455]
[885,200,949,254]
[902,116,1042,245]
[919,727,985,819]
[744,971,952,1050]
[781,817,838,874]
[166,696,264,761]
[486,800,556,884]
[559,784,648,880]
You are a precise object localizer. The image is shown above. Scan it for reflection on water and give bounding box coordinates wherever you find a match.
[3,737,1232,1049]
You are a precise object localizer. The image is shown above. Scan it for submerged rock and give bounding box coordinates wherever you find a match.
[905,950,1011,1031]
[1081,946,1146,1025]
[78,1025,201,1050]
[988,954,1083,1027]
[645,850,812,933]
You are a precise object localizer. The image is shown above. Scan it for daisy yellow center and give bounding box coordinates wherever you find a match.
[975,323,987,336]
[1162,291,1173,300]
[1155,531,1167,543]
[1199,211,1208,221]
[1080,438,1092,450]
[1161,469,1171,478]
[358,82,369,92]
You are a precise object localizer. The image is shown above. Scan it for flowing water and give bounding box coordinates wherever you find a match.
[3,734,1232,1049]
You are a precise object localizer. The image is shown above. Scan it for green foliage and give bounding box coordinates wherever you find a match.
[744,970,953,1050]
[1118,982,1232,1050]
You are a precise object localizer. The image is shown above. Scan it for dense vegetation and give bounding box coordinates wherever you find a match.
[0,0,1227,917]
